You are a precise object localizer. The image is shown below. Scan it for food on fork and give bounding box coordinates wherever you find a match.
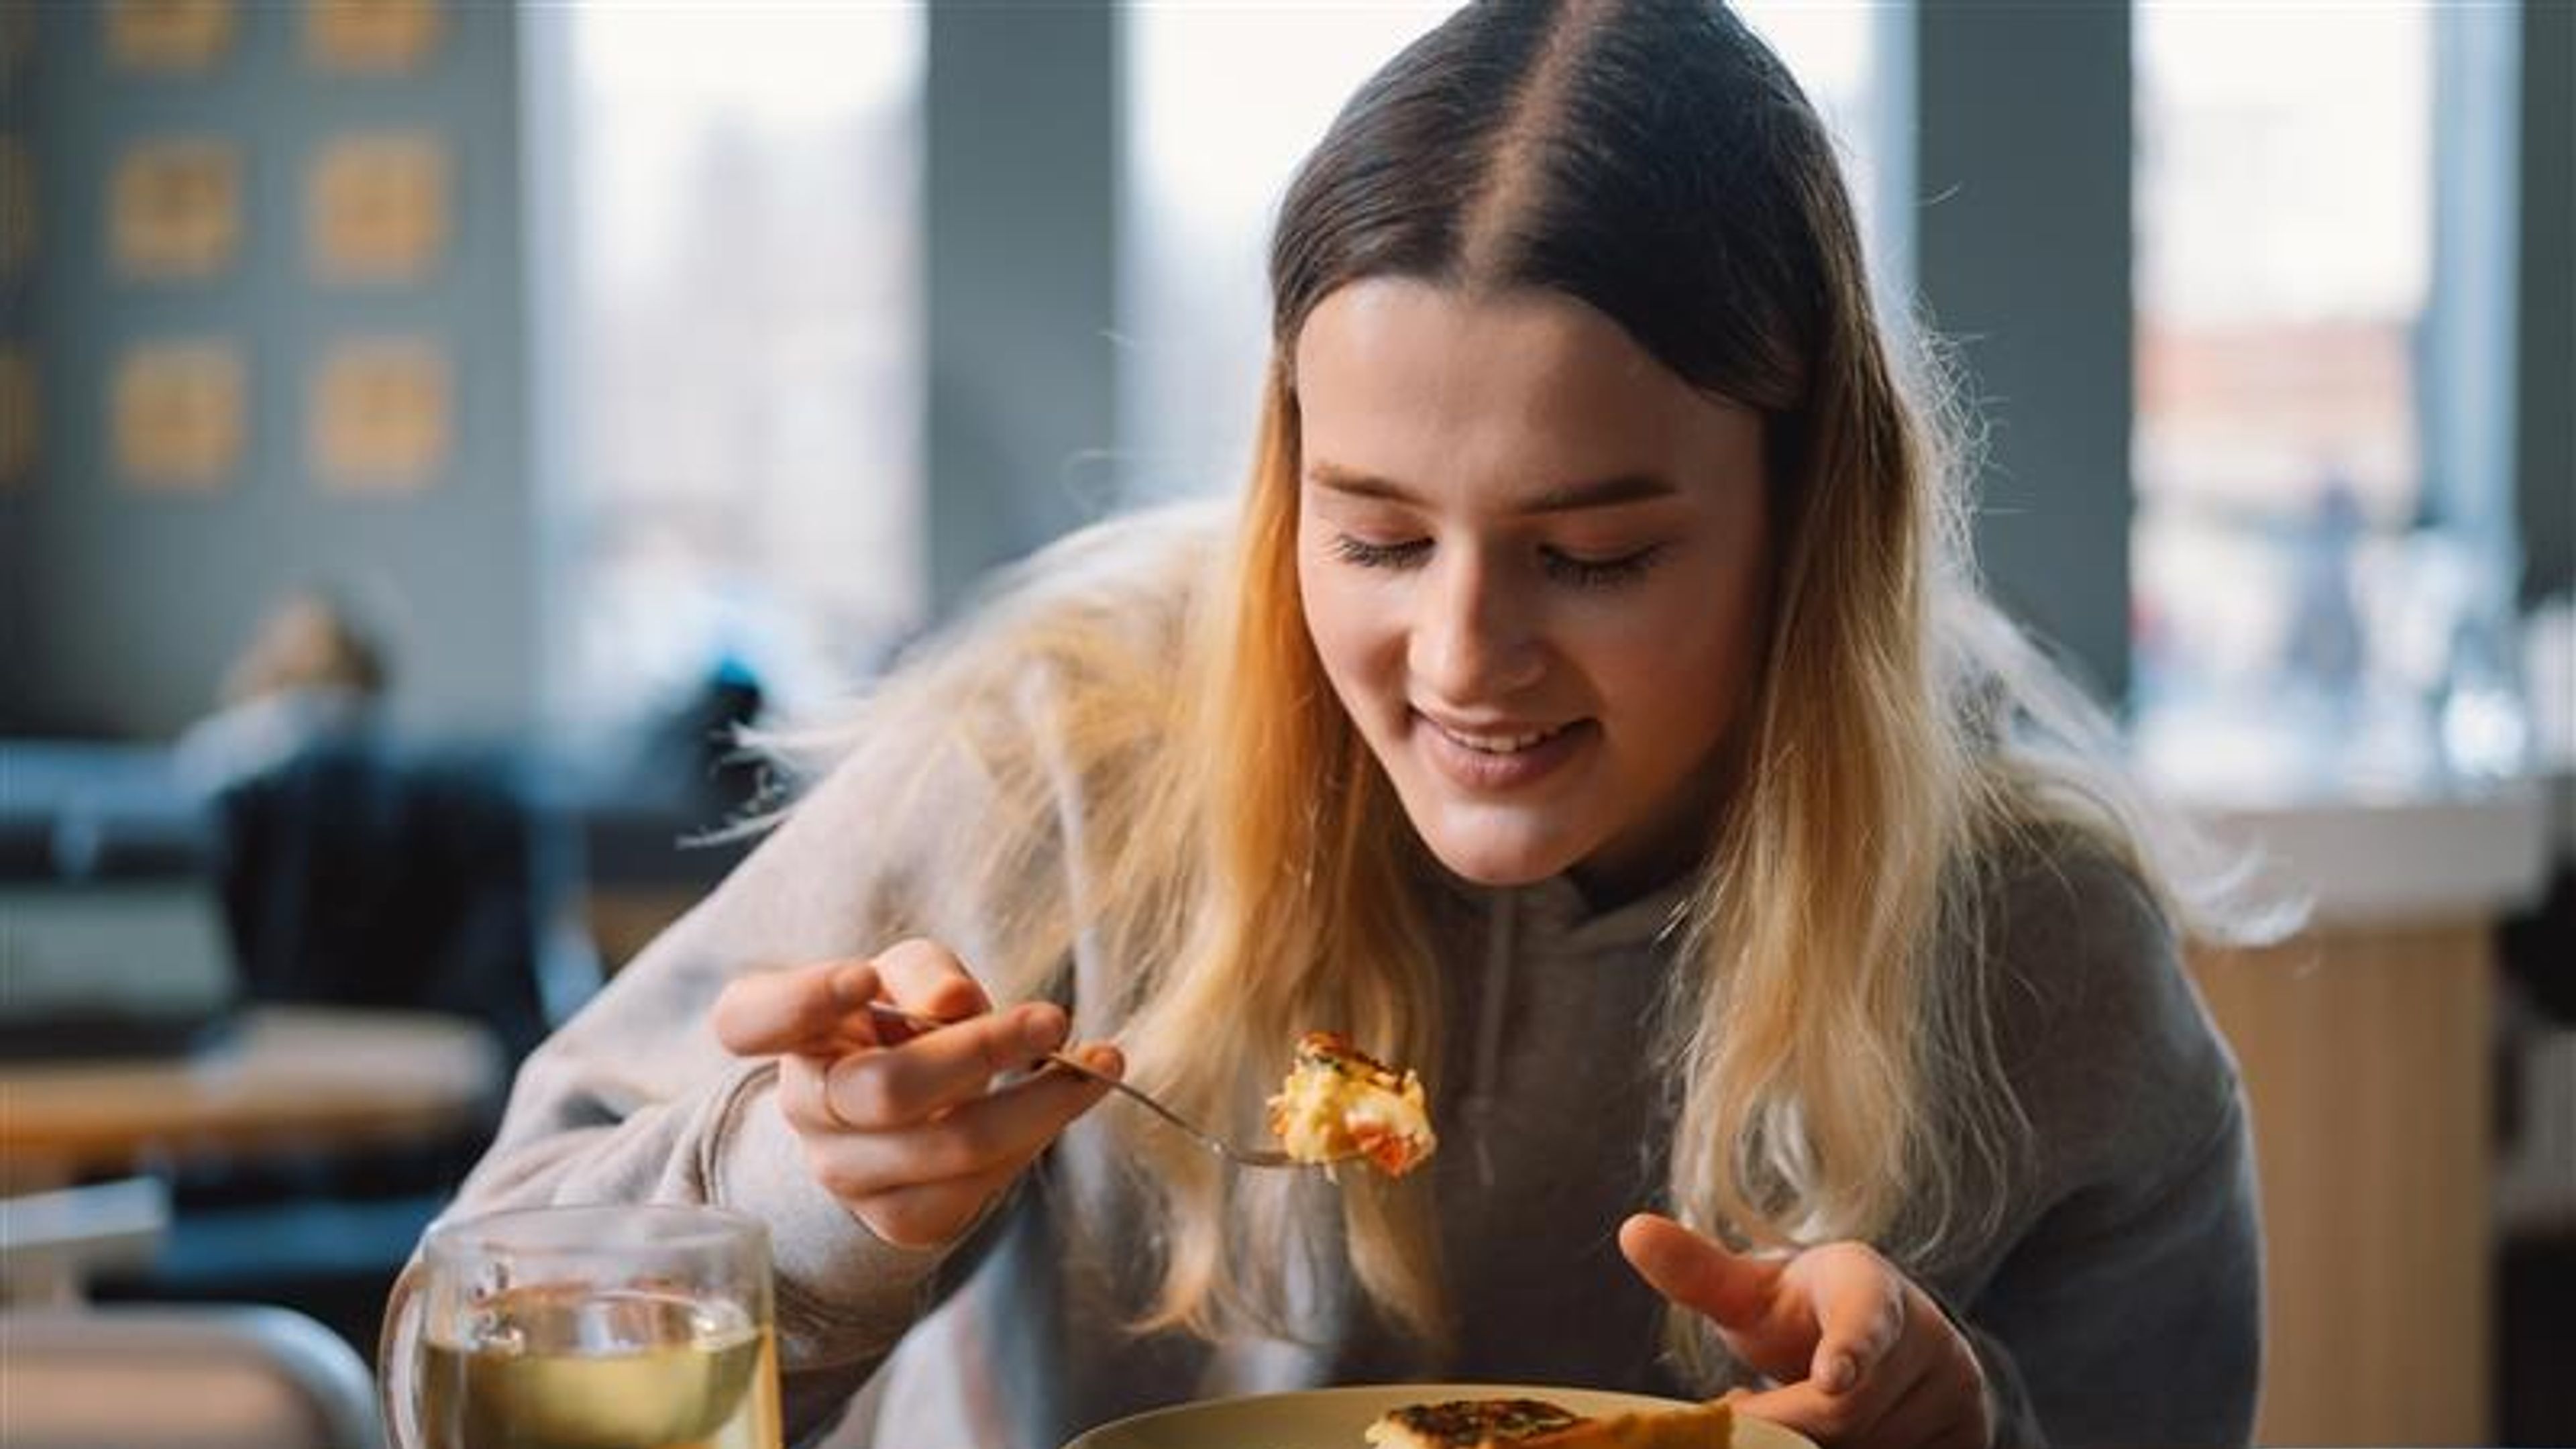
[1364,1398,1733,1449]
[1266,1030,1438,1175]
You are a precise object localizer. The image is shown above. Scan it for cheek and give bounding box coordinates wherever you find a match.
[1599,564,1766,752]
[1296,548,1391,705]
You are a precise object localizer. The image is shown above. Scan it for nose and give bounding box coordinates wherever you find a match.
[1409,544,1546,704]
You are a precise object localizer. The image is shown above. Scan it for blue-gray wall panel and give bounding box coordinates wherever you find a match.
[20,0,527,739]
[1912,0,2133,705]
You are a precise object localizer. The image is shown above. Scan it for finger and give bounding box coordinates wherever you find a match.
[775,1052,840,1134]
[714,960,881,1056]
[1799,1243,1908,1395]
[821,1001,1074,1127]
[802,1046,1124,1249]
[803,1042,1124,1185]
[871,938,994,1022]
[1617,1213,1780,1330]
[1821,1330,1942,1444]
[1726,1321,1953,1447]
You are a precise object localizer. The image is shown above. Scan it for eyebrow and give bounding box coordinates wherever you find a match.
[1306,462,1679,515]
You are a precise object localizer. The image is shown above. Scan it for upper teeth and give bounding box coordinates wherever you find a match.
[1438,723,1561,753]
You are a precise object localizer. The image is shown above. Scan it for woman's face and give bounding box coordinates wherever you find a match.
[1295,278,1773,900]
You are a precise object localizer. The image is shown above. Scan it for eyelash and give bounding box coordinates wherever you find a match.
[1327,534,1668,590]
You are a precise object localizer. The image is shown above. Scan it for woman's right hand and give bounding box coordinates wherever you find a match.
[712,937,1122,1250]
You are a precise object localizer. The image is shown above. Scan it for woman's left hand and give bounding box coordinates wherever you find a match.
[1618,1213,1992,1449]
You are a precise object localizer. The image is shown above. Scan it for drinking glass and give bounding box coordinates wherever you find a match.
[380,1203,782,1449]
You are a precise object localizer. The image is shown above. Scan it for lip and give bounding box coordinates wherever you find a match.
[1412,710,1592,792]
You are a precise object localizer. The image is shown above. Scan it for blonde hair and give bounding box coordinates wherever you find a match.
[766,0,2277,1379]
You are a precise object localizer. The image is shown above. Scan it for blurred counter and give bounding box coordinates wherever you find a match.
[2182,777,2559,1446]
[2200,777,2554,924]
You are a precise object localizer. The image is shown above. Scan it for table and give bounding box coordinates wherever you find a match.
[0,1006,501,1193]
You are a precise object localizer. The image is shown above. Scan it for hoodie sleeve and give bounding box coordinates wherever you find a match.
[437,714,1026,1441]
[431,504,1224,1448]
[1951,848,2264,1449]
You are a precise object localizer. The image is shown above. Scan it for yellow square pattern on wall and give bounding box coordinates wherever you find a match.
[106,0,237,73]
[307,0,441,74]
[111,138,241,281]
[311,337,447,492]
[308,132,449,283]
[114,340,244,492]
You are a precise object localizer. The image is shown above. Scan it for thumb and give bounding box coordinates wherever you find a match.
[1617,1212,1781,1332]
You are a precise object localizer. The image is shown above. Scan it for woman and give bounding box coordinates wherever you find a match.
[439,4,2263,1446]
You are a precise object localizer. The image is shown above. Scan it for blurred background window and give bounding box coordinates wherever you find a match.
[2131,1,2526,800]
[533,6,926,743]
[1117,1,1884,507]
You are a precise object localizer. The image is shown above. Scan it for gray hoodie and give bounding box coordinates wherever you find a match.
[440,521,2260,1449]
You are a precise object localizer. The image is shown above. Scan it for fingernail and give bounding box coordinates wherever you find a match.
[1021,1006,1067,1053]
[1824,1353,1858,1393]
[1079,1042,1124,1077]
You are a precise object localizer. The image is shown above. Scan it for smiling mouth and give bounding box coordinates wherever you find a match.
[1424,718,1575,754]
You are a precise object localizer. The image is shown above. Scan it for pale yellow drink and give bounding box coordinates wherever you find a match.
[384,1206,782,1449]
[416,1286,780,1449]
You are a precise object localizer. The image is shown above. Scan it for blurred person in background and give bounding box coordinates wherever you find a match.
[180,581,555,1065]
[174,585,390,798]
[418,5,2275,1447]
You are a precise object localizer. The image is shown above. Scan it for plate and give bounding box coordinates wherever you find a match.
[1064,1383,1815,1449]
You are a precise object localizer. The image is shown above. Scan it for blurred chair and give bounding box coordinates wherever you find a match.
[1,1178,380,1449]
[1,1178,168,1305]
[1,1306,378,1449]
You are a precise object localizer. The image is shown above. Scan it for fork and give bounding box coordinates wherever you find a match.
[863,1001,1320,1169]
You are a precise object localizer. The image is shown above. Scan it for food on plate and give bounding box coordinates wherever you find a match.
[1364,1398,1581,1449]
[1265,1030,1438,1175]
[1364,1397,1733,1449]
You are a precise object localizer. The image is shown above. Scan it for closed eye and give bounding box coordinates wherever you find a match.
[1541,544,1667,589]
[1330,534,1432,570]
[1331,534,1668,588]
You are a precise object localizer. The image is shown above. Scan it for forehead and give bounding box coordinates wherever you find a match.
[1291,278,1758,490]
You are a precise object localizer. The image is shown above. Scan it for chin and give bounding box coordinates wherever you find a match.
[1415,814,1585,889]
